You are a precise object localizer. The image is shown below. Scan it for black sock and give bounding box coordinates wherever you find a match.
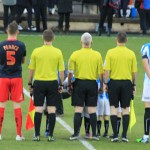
[84,117,90,134]
[144,108,150,135]
[45,113,49,132]
[89,113,97,137]
[48,113,56,137]
[110,115,118,137]
[34,112,42,136]
[78,116,83,135]
[117,117,121,135]
[74,113,82,136]
[122,115,129,138]
[97,120,102,134]
[104,120,109,134]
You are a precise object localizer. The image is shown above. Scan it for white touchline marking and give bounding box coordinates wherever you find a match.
[23,88,96,150]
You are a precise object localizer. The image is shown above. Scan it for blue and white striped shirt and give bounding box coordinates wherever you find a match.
[141,43,150,84]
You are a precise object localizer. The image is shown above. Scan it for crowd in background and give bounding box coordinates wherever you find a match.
[1,0,150,35]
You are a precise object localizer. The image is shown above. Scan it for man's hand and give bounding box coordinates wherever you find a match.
[132,84,136,100]
[58,85,63,93]
[67,84,73,95]
[28,83,33,97]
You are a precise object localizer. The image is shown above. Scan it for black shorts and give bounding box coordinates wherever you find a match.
[108,79,132,108]
[71,79,98,107]
[33,80,58,107]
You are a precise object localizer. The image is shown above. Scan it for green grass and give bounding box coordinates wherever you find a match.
[0,33,150,150]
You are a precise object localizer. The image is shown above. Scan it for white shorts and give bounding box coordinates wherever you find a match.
[82,106,89,118]
[118,102,122,113]
[142,84,150,102]
[96,93,110,116]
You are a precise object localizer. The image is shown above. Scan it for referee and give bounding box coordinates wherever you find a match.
[68,32,104,140]
[103,31,137,142]
[28,29,65,141]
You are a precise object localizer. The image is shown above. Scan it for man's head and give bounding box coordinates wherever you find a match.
[116,31,127,44]
[43,29,54,42]
[7,22,19,36]
[81,32,92,47]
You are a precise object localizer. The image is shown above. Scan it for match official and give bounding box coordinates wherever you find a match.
[68,32,103,140]
[103,31,137,142]
[28,29,65,141]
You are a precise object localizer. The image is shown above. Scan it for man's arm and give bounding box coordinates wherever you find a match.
[67,71,73,95]
[104,70,110,84]
[21,56,26,64]
[132,72,137,85]
[59,71,64,85]
[67,71,73,86]
[103,70,110,92]
[28,69,35,96]
[142,58,150,78]
[99,73,103,93]
[28,69,34,84]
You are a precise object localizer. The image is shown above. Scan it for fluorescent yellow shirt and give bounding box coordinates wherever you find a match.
[68,48,103,80]
[28,45,64,81]
[103,46,137,80]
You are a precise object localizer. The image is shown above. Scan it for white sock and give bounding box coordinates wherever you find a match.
[143,134,149,139]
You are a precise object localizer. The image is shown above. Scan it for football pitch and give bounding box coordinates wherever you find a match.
[0,33,150,150]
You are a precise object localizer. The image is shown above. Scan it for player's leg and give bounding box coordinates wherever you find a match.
[103,93,110,138]
[108,80,120,142]
[87,81,99,140]
[121,107,130,142]
[96,93,103,137]
[13,102,25,141]
[43,100,49,137]
[103,116,109,138]
[121,80,132,142]
[97,116,102,138]
[11,78,25,141]
[117,111,122,136]
[0,102,7,140]
[47,80,59,141]
[33,80,45,141]
[110,106,118,141]
[83,106,90,138]
[70,80,84,140]
[136,84,150,143]
[0,78,9,140]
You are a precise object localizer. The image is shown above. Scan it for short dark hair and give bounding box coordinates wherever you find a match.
[43,29,54,42]
[117,32,127,43]
[7,22,18,35]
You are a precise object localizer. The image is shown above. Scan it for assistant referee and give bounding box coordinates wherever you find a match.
[68,32,103,140]
[103,31,137,142]
[28,29,65,141]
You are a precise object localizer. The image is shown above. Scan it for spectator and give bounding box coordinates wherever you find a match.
[0,22,26,141]
[16,0,36,31]
[2,0,16,31]
[57,0,73,33]
[28,29,64,141]
[135,0,150,35]
[48,0,56,15]
[120,0,130,18]
[103,32,137,142]
[98,0,115,36]
[32,0,48,32]
[68,32,103,141]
